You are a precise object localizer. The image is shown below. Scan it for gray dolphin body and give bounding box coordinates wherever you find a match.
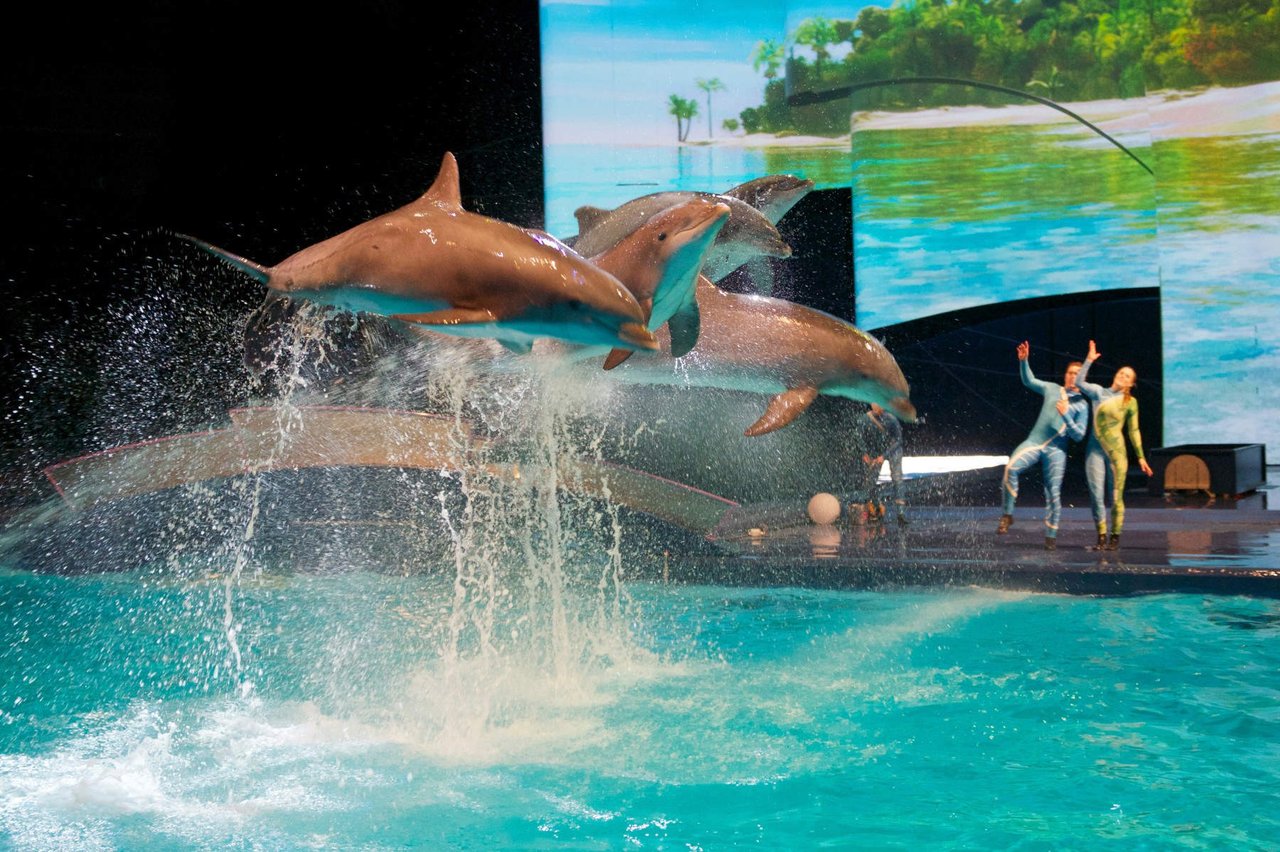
[720,174,814,226]
[719,173,814,296]
[181,152,657,353]
[571,190,792,283]
[597,276,917,436]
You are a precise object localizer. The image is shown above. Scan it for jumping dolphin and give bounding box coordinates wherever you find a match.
[597,276,916,436]
[718,173,815,296]
[180,152,658,354]
[407,198,729,361]
[570,190,792,283]
[585,196,730,366]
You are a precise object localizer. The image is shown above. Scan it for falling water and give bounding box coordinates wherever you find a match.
[198,311,651,755]
[218,302,342,695]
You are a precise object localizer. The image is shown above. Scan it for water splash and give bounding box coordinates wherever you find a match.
[223,316,652,750]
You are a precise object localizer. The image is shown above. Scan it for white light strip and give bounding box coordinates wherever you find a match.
[881,455,1010,481]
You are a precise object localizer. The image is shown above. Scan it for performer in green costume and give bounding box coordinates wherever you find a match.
[1076,340,1153,550]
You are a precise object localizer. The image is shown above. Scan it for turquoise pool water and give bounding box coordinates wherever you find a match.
[3,565,1278,849]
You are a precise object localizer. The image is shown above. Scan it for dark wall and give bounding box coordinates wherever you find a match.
[878,289,1164,457]
[1,1,544,507]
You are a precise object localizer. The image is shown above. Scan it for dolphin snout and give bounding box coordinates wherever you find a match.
[889,397,918,423]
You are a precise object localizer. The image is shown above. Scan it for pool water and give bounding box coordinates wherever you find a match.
[2,565,1278,849]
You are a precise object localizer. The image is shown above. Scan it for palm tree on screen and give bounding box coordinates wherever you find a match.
[667,94,698,142]
[696,77,725,139]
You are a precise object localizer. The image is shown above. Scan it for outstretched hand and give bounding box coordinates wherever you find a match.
[1016,340,1030,361]
[1087,339,1100,362]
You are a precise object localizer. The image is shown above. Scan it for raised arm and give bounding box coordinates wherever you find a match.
[1075,340,1106,401]
[1017,341,1051,393]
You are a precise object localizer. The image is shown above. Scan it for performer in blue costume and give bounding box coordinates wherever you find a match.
[996,341,1089,550]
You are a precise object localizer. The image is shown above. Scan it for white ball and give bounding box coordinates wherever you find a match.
[807,492,841,525]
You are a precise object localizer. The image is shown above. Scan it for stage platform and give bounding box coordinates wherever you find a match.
[679,491,1280,597]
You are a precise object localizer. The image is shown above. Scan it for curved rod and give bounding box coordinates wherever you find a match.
[787,75,1154,176]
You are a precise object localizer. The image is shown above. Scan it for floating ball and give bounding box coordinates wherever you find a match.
[807,492,841,525]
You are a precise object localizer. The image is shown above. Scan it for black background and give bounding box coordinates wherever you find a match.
[1,1,546,507]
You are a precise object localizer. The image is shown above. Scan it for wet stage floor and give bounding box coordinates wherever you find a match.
[689,490,1280,597]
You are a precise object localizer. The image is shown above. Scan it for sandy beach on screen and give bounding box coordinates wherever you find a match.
[696,80,1280,148]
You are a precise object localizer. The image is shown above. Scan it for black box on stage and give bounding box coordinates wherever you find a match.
[1147,444,1267,496]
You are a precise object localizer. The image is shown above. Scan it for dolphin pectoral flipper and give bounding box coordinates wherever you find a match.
[391,307,498,327]
[745,386,820,437]
[602,347,632,370]
[602,296,655,370]
[667,298,701,358]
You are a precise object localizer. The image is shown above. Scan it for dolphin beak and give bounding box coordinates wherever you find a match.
[890,397,918,423]
[616,322,660,351]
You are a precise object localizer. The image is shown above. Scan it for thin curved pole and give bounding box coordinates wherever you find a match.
[787,75,1154,176]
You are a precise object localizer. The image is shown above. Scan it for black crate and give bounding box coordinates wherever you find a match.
[1147,444,1267,496]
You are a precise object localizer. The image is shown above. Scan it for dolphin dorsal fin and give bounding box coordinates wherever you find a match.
[420,152,463,209]
[720,180,760,207]
[574,205,611,234]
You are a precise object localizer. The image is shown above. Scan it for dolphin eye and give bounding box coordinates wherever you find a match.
[657,232,667,241]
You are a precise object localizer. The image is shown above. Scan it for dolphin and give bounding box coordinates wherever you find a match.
[570,190,792,283]
[720,173,814,226]
[717,173,814,297]
[179,152,658,354]
[584,196,730,366]
[596,276,917,436]
[409,198,731,363]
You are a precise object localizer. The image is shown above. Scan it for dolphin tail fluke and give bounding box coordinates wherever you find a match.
[177,234,271,285]
[667,298,701,358]
[745,386,819,437]
[602,348,633,370]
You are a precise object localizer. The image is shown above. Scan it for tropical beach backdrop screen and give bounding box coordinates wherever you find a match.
[540,0,1280,450]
